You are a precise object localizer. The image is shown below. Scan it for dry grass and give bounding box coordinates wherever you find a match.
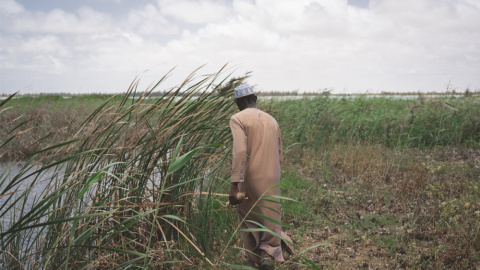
[0,70,249,269]
[282,144,480,269]
[0,95,120,162]
[2,88,479,269]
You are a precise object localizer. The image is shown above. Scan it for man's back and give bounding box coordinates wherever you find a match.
[230,107,285,263]
[230,108,282,187]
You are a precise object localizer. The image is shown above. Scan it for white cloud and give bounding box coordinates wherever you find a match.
[0,0,24,14]
[1,0,479,94]
[3,7,114,34]
[1,37,66,75]
[158,0,231,24]
[17,35,68,55]
[181,0,479,92]
[127,4,180,35]
[97,0,124,3]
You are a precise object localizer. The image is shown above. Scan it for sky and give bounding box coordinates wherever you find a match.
[0,0,479,95]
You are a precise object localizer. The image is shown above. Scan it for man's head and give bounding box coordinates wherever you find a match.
[234,84,257,111]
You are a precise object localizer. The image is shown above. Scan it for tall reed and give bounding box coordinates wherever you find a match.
[1,67,244,269]
[272,95,480,150]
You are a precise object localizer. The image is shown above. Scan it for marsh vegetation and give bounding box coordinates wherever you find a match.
[1,70,479,269]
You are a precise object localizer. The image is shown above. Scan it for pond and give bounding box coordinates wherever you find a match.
[0,163,55,231]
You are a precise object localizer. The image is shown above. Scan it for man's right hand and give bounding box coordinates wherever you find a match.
[229,184,242,206]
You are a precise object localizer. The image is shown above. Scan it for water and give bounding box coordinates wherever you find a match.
[1,161,165,231]
[0,163,58,268]
[1,94,467,102]
[260,94,465,100]
[0,163,54,229]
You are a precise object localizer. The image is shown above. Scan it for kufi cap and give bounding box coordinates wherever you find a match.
[234,84,254,98]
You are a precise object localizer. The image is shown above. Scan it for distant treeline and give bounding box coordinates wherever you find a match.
[258,89,480,97]
[1,89,479,98]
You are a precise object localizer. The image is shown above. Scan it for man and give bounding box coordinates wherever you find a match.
[229,84,285,269]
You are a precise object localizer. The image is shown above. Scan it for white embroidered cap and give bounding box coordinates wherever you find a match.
[234,84,254,98]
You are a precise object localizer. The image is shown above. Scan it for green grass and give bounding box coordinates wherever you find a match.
[271,95,480,149]
[1,69,245,269]
[1,78,479,269]
[269,99,479,268]
[279,143,479,269]
[281,171,325,230]
[0,71,328,269]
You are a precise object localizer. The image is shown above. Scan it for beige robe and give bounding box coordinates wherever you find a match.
[230,108,285,263]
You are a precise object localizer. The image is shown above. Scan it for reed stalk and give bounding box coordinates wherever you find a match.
[1,67,247,269]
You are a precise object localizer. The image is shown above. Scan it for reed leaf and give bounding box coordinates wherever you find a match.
[0,67,243,269]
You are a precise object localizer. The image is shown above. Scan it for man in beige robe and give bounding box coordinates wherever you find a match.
[229,84,285,269]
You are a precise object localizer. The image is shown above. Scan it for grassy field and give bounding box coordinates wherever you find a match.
[270,95,480,269]
[1,74,479,269]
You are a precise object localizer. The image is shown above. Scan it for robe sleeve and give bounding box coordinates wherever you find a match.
[230,116,247,183]
[278,125,283,167]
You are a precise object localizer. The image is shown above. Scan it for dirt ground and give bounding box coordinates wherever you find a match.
[280,146,480,270]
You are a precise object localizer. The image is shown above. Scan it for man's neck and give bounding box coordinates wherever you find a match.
[240,103,256,111]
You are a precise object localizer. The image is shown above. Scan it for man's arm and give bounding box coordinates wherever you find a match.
[278,125,283,167]
[229,117,247,205]
[229,182,242,205]
[230,117,247,183]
